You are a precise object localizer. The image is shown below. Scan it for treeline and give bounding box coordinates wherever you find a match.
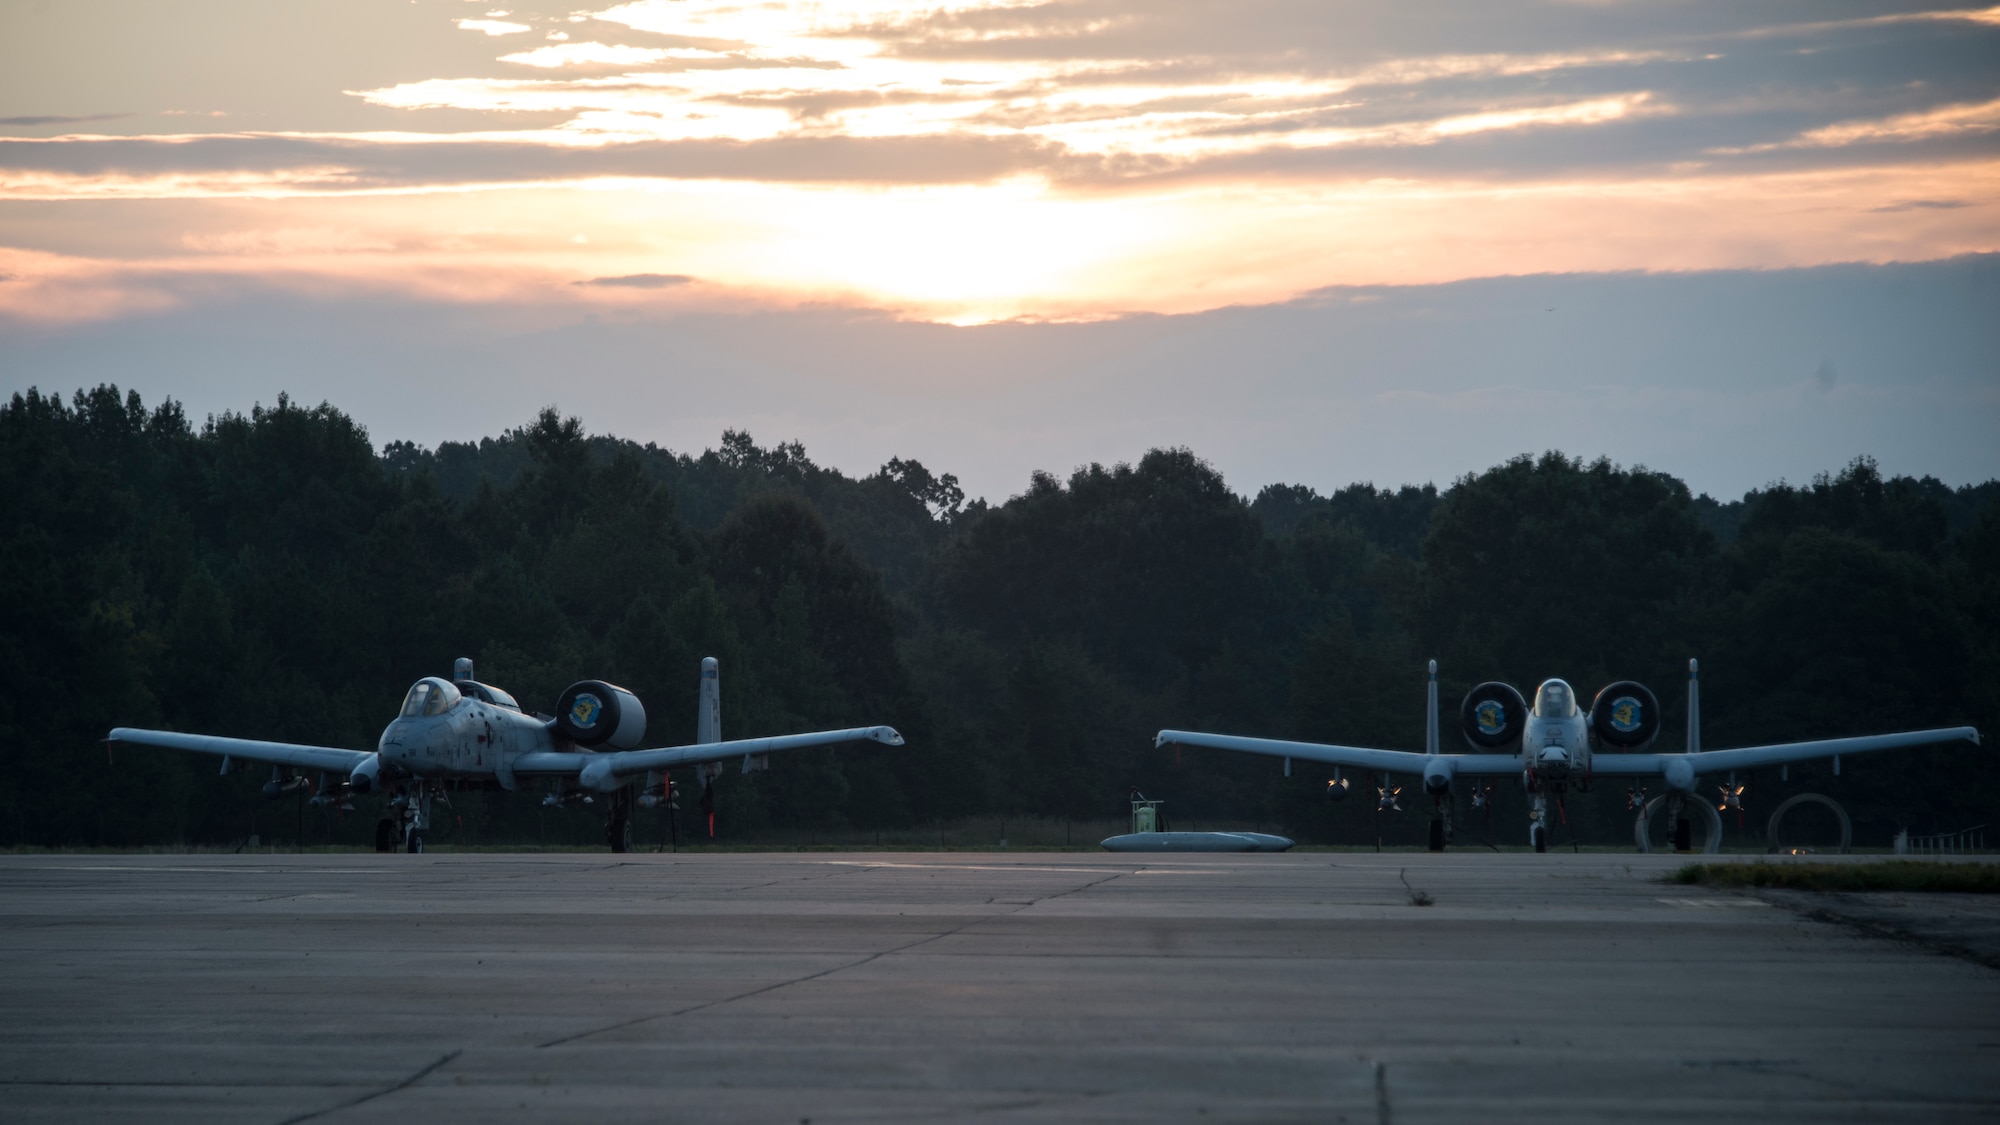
[2,385,1995,849]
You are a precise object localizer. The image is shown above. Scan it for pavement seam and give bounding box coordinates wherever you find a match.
[271,1048,461,1125]
[533,868,1132,1049]
[1374,1059,1391,1125]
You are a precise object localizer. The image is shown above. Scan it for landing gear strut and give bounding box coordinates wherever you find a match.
[606,789,633,853]
[1634,794,1722,854]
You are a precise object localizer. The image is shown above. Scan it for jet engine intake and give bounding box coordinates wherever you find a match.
[1589,680,1661,750]
[554,680,647,749]
[1459,682,1527,750]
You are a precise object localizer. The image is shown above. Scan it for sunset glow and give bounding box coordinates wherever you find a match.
[3,0,1998,325]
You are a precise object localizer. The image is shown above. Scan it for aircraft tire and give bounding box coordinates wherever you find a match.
[1428,819,1445,852]
[609,814,632,853]
[1672,817,1692,853]
[407,830,425,855]
[374,819,395,853]
[1532,825,1547,854]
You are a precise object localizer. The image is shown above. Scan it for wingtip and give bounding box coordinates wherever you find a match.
[875,726,906,747]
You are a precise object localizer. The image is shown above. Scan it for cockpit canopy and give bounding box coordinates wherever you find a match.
[399,677,461,719]
[1533,679,1578,718]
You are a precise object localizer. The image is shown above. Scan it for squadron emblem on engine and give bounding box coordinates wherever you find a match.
[1608,696,1643,733]
[569,693,603,729]
[1474,699,1508,736]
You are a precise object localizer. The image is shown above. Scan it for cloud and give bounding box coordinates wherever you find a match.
[575,272,696,287]
[1733,96,2000,152]
[0,113,131,127]
[501,42,731,68]
[1870,198,1971,212]
[458,19,532,36]
[6,0,1999,325]
[0,132,1071,196]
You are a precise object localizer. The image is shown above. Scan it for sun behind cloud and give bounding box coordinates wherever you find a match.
[0,0,1997,323]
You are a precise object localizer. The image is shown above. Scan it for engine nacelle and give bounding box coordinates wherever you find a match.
[1589,680,1661,750]
[1459,682,1527,751]
[1423,759,1455,795]
[349,753,384,795]
[554,680,647,749]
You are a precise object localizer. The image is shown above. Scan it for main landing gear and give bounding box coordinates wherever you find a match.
[606,789,633,853]
[1633,794,1722,854]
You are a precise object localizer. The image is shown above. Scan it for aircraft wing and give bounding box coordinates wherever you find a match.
[511,725,906,789]
[1154,730,1519,776]
[1587,726,1980,776]
[1157,726,1979,780]
[106,728,372,773]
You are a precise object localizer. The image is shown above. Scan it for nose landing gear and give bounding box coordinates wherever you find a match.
[375,782,435,854]
[1427,794,1453,852]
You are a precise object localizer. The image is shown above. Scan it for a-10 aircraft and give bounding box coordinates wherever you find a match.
[108,657,904,852]
[1158,659,1979,852]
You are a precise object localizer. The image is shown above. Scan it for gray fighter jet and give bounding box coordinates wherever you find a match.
[109,657,904,852]
[1157,660,1978,853]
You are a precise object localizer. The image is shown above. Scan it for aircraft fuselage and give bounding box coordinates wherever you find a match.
[376,678,554,779]
[1520,678,1591,787]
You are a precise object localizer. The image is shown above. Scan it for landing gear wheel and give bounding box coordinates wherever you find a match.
[374,819,395,853]
[1672,817,1692,853]
[1532,825,1548,854]
[1428,819,1445,852]
[407,830,425,854]
[608,814,632,853]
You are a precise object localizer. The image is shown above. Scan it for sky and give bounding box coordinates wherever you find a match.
[1,0,1996,501]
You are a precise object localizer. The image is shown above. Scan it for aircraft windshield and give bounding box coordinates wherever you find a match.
[1533,680,1577,718]
[399,680,457,718]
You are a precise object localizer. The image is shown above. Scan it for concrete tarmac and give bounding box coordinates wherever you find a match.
[1,851,1996,1123]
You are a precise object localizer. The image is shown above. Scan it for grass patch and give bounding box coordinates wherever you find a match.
[1671,860,2000,893]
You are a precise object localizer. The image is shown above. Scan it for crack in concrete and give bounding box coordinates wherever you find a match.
[1761,893,2000,972]
[273,1048,460,1125]
[534,868,1131,1049]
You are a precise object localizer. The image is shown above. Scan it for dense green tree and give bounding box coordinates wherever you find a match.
[1,385,1992,849]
